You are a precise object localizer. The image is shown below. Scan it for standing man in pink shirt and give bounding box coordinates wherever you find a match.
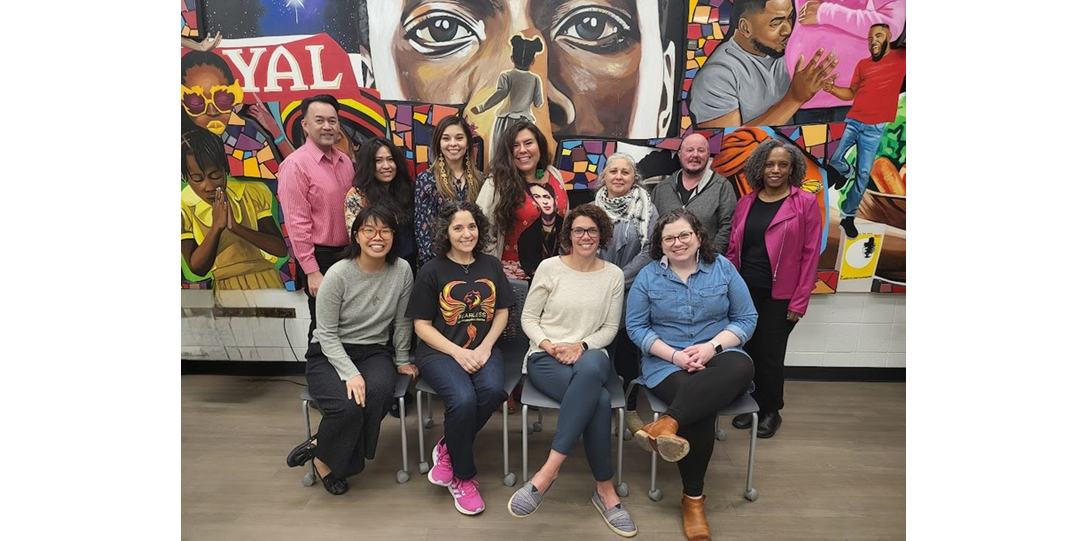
[278,94,355,339]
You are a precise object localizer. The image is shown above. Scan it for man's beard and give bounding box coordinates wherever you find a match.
[751,37,786,59]
[871,41,889,61]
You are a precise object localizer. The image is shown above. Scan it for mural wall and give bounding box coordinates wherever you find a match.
[181,0,907,294]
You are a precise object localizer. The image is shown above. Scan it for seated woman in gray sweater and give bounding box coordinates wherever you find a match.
[506,204,637,538]
[285,205,418,495]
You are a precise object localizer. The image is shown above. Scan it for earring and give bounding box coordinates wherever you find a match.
[535,168,545,180]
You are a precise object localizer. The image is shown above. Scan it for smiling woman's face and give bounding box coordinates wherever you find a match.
[363,0,674,139]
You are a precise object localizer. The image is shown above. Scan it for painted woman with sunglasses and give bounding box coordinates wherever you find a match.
[285,205,418,496]
[507,204,637,538]
[725,139,821,439]
[625,208,757,541]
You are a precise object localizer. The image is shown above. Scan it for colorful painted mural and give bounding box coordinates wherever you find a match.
[181,0,907,294]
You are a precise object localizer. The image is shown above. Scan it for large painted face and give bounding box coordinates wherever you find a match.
[868,26,891,60]
[528,184,556,218]
[678,134,710,175]
[301,102,340,150]
[181,64,241,136]
[741,0,794,58]
[184,154,227,205]
[363,0,676,138]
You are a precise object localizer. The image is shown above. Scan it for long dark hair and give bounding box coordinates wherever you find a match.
[429,115,484,202]
[344,205,400,265]
[487,120,551,237]
[353,137,414,225]
[433,201,494,259]
[650,208,716,264]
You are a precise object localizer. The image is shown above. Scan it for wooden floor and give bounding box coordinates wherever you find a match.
[181,376,905,540]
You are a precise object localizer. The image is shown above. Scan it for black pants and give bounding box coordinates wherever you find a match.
[305,342,397,479]
[297,245,346,342]
[610,321,641,411]
[649,351,754,497]
[744,290,797,414]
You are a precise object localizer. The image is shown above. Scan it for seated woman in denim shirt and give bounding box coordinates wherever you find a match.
[625,208,757,541]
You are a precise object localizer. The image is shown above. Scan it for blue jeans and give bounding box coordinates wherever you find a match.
[527,349,615,482]
[418,348,507,480]
[830,118,887,217]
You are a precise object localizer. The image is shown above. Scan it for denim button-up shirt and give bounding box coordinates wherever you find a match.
[625,254,758,388]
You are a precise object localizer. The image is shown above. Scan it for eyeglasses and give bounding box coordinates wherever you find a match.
[572,227,600,238]
[359,226,394,239]
[181,82,243,117]
[661,231,694,245]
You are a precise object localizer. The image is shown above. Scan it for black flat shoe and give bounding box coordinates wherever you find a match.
[731,413,753,430]
[319,472,349,495]
[756,411,782,439]
[286,436,317,468]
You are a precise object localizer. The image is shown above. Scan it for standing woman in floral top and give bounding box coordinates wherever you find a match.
[346,137,417,270]
[414,115,485,267]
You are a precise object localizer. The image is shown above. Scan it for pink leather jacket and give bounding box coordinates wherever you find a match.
[725,186,822,315]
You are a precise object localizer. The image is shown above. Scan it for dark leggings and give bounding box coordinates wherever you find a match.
[609,322,641,411]
[744,290,797,413]
[648,351,754,497]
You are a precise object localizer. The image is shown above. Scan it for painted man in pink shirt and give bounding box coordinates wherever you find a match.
[277,94,355,339]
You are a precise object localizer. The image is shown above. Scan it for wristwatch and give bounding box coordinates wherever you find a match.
[710,340,723,354]
[581,341,589,351]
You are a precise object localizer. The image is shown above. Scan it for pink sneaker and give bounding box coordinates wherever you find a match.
[449,477,485,515]
[428,439,454,487]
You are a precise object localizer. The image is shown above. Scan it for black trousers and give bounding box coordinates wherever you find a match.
[649,351,754,497]
[297,245,346,342]
[305,342,397,479]
[609,321,641,411]
[743,290,798,414]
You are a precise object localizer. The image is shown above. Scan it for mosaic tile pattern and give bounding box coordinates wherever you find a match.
[555,140,618,191]
[682,0,731,102]
[384,102,463,179]
[181,0,200,38]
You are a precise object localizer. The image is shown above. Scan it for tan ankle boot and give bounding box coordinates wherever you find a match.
[681,494,711,541]
[633,415,690,462]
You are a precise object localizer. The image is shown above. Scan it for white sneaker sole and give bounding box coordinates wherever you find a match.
[449,484,484,516]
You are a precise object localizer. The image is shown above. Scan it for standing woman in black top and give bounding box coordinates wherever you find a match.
[725,139,822,438]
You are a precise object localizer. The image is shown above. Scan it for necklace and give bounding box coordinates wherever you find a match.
[449,255,473,275]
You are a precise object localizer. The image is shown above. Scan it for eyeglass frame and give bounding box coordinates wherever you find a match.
[357,226,394,240]
[571,227,601,238]
[661,230,695,245]
[181,82,243,117]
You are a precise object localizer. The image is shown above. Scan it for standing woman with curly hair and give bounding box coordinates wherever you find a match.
[725,138,821,439]
[346,137,418,269]
[475,120,569,280]
[414,115,485,267]
[406,201,513,515]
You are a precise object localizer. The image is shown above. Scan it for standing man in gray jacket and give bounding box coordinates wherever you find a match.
[650,133,738,254]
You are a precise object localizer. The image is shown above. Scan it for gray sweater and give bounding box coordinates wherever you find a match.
[312,258,414,380]
[649,168,738,254]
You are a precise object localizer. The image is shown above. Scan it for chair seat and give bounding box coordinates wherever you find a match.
[642,385,758,417]
[302,373,410,403]
[521,371,626,410]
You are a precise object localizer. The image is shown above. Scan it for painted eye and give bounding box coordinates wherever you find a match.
[404,11,481,57]
[555,6,637,54]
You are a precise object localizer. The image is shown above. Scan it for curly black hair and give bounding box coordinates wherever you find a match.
[560,204,614,251]
[649,208,715,264]
[432,201,494,260]
[742,138,807,192]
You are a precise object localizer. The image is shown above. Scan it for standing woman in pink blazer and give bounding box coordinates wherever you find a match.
[725,138,821,439]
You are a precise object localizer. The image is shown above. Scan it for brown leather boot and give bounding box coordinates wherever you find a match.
[681,494,711,541]
[633,415,690,462]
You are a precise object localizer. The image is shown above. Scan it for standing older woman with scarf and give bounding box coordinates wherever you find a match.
[593,153,658,436]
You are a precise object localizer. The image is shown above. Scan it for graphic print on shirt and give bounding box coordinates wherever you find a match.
[439,279,497,347]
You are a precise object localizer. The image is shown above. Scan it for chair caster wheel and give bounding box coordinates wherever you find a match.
[623,428,633,441]
[617,482,629,497]
[532,422,542,432]
[303,472,315,487]
[503,473,516,487]
[715,429,727,441]
[418,462,430,474]
[745,488,758,501]
[648,488,662,501]
[396,470,410,484]
[424,419,434,429]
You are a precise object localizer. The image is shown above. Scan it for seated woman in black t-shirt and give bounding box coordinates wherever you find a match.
[405,201,514,516]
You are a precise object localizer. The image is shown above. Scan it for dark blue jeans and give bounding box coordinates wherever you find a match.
[418,348,506,481]
[527,349,615,482]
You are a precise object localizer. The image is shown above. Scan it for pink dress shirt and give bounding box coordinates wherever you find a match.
[276,139,354,275]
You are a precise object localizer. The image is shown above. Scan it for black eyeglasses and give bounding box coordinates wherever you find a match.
[661,231,694,245]
[572,227,600,238]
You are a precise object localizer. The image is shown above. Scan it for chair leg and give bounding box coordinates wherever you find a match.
[522,405,530,484]
[615,407,628,497]
[417,390,429,475]
[502,403,515,486]
[396,395,410,483]
[302,399,316,486]
[744,411,759,501]
[648,412,662,501]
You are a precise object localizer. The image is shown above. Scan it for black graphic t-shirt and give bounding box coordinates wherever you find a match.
[405,254,514,367]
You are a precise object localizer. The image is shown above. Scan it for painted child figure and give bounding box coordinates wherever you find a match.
[181,128,288,289]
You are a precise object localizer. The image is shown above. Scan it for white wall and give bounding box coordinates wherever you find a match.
[181,289,906,368]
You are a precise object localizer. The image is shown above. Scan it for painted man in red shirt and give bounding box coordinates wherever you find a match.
[823,24,906,238]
